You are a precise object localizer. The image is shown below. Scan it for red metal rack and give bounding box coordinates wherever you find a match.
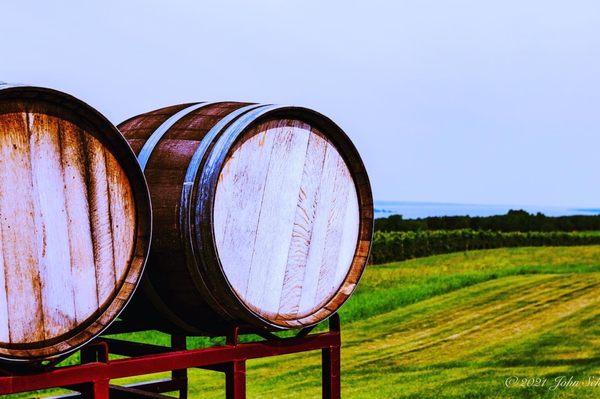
[0,314,341,399]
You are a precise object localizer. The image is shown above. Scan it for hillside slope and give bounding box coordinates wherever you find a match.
[180,246,600,398]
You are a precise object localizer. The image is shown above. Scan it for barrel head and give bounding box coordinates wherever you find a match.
[213,119,362,326]
[0,86,149,362]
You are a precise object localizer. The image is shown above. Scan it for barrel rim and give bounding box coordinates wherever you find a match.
[194,105,374,331]
[0,85,152,362]
[180,104,268,329]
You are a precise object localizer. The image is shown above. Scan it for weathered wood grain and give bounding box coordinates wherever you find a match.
[291,131,358,318]
[106,149,136,284]
[59,120,99,323]
[0,112,46,344]
[214,125,277,296]
[0,211,8,342]
[242,122,310,315]
[312,150,357,310]
[335,183,360,288]
[214,121,360,319]
[0,106,142,351]
[29,113,77,339]
[277,131,328,317]
[83,134,118,305]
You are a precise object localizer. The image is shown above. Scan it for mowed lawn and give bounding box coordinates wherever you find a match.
[15,246,600,398]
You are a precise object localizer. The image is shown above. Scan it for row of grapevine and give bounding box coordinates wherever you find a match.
[370,229,600,264]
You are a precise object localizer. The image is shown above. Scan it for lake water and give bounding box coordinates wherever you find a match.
[374,201,600,219]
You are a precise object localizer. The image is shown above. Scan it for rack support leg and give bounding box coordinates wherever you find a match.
[323,313,341,399]
[322,345,341,399]
[171,334,188,399]
[225,360,246,399]
[91,379,110,399]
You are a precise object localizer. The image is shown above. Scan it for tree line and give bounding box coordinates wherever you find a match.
[374,210,600,232]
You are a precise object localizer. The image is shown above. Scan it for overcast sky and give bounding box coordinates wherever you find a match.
[1,1,598,207]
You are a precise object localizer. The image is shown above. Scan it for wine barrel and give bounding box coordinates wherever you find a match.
[119,102,372,334]
[0,83,151,364]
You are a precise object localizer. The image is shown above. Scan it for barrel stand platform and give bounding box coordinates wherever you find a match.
[0,314,341,399]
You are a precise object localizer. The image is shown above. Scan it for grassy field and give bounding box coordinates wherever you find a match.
[14,246,600,398]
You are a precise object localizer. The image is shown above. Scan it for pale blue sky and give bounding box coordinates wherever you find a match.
[1,1,598,207]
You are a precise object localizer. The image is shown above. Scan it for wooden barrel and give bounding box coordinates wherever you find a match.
[119,102,372,334]
[0,84,151,364]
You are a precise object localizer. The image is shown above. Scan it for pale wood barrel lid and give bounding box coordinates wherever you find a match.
[0,86,149,361]
[214,118,363,325]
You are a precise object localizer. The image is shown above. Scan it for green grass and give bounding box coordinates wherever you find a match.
[12,246,600,398]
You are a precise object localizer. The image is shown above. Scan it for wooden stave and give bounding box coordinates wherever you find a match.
[119,103,373,335]
[119,102,267,334]
[0,85,152,363]
[119,102,255,335]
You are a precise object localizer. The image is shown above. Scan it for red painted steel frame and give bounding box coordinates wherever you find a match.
[0,314,341,399]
